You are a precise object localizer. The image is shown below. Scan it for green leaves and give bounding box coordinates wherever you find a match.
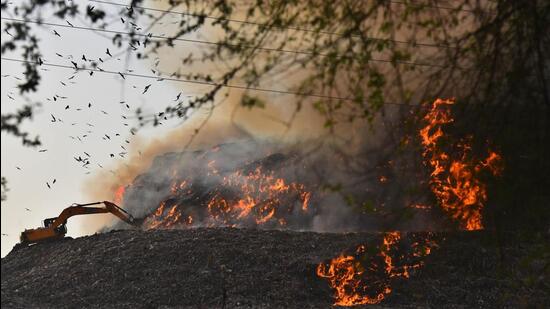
[0,104,41,147]
[323,119,335,128]
[380,20,394,33]
[390,50,412,65]
[313,101,327,114]
[240,95,266,109]
[85,5,106,23]
[367,69,386,111]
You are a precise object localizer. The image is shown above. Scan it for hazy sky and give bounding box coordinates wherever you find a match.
[1,1,322,256]
[0,1,213,256]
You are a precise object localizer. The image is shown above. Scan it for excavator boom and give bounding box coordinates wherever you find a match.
[19,201,136,246]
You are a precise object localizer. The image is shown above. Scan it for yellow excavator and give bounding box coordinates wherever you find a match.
[19,201,136,246]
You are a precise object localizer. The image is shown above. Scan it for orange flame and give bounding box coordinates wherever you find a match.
[317,232,435,306]
[204,167,311,226]
[317,255,388,306]
[408,203,431,210]
[113,185,126,205]
[420,98,502,230]
[146,201,189,229]
[142,164,311,229]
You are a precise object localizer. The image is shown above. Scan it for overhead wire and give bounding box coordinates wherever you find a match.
[89,0,460,49]
[1,17,447,68]
[1,57,417,107]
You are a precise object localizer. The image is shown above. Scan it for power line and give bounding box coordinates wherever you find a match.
[389,0,481,13]
[1,17,447,68]
[1,57,413,107]
[89,0,454,49]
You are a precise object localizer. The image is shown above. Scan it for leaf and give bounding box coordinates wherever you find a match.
[313,101,326,113]
[241,95,265,109]
[323,119,335,128]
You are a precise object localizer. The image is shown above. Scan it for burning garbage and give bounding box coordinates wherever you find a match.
[316,232,436,306]
[113,146,316,230]
[420,98,502,230]
[317,98,503,306]
[143,165,312,229]
[102,99,506,307]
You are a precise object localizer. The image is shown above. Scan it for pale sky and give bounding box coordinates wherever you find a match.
[0,1,217,256]
[1,1,325,256]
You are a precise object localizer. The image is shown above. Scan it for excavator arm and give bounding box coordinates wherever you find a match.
[102,201,135,225]
[19,201,136,246]
[49,201,135,229]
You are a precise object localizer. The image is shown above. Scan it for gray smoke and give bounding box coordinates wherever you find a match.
[106,136,442,233]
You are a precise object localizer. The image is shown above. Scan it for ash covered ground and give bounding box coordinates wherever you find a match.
[2,228,547,308]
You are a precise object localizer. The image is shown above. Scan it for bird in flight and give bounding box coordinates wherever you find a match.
[143,84,151,94]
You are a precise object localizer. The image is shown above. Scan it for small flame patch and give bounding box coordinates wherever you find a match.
[113,185,126,206]
[317,232,435,306]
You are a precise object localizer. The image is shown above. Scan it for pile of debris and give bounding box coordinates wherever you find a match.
[2,228,547,308]
[117,142,363,232]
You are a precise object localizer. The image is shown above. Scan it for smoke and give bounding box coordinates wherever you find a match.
[81,0,461,233]
[82,85,436,235]
[102,139,374,231]
[81,87,335,233]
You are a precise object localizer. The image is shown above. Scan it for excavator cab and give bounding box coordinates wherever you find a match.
[43,218,53,227]
[43,217,56,227]
[43,217,67,234]
[18,201,136,247]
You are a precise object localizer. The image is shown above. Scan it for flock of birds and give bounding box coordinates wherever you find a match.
[1,7,199,233]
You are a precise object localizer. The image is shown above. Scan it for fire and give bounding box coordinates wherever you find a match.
[408,203,431,210]
[204,166,311,227]
[113,185,126,205]
[301,191,311,211]
[317,255,387,306]
[317,232,435,306]
[142,164,312,229]
[420,98,502,230]
[147,201,187,229]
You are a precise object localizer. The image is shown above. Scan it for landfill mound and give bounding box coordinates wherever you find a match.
[2,228,548,308]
